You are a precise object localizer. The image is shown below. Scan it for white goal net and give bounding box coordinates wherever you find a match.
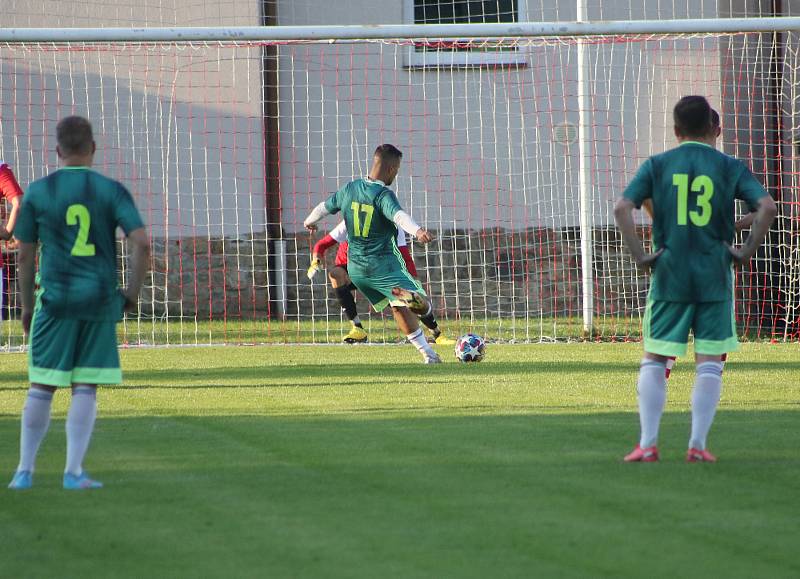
[1,1,799,347]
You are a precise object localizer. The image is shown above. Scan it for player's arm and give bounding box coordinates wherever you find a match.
[727,196,777,265]
[13,194,37,334]
[378,190,433,243]
[614,197,662,272]
[308,234,337,280]
[0,165,24,240]
[123,228,150,312]
[17,240,36,334]
[734,211,756,232]
[641,199,654,220]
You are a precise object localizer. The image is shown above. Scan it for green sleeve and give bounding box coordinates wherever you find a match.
[622,159,653,209]
[115,185,145,234]
[13,193,38,243]
[735,165,768,212]
[324,188,343,215]
[376,188,402,221]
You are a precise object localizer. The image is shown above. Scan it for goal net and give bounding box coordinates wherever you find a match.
[1,13,799,346]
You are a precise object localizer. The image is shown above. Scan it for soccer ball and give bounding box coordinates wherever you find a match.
[455,333,486,363]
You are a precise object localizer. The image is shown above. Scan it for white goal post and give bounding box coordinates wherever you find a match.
[1,17,798,347]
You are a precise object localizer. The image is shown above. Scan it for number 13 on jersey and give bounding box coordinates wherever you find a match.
[350,202,374,237]
[673,173,714,227]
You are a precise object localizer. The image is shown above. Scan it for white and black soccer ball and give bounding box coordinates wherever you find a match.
[455,333,486,363]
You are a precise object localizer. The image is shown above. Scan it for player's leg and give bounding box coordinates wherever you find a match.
[62,319,122,489]
[329,266,367,343]
[397,246,453,345]
[350,268,440,363]
[687,300,739,462]
[391,305,440,364]
[625,300,692,462]
[9,308,76,489]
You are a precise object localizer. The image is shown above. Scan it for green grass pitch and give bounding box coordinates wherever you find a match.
[0,343,798,578]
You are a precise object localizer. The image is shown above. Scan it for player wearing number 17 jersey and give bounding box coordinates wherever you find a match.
[304,144,442,363]
[8,116,150,490]
[615,96,776,463]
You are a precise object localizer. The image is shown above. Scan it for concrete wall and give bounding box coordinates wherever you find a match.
[0,1,265,239]
[275,0,722,234]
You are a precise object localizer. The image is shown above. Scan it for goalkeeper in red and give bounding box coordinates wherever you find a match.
[8,116,150,490]
[615,96,776,463]
[304,144,442,363]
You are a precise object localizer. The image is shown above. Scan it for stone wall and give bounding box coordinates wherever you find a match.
[138,227,650,321]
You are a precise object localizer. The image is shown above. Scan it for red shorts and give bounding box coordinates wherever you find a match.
[333,241,418,277]
[334,241,349,267]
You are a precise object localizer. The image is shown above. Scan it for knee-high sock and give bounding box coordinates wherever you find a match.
[407,328,435,358]
[18,387,54,473]
[689,361,724,451]
[335,286,361,326]
[65,385,98,476]
[418,303,440,336]
[637,360,667,448]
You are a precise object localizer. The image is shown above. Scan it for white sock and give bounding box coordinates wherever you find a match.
[637,360,667,448]
[407,328,435,358]
[65,385,98,476]
[18,388,54,473]
[689,361,724,451]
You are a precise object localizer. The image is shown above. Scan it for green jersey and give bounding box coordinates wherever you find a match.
[623,142,768,302]
[15,167,145,321]
[324,178,404,275]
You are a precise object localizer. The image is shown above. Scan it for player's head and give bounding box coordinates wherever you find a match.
[710,108,721,141]
[56,115,96,160]
[372,144,403,185]
[673,96,712,140]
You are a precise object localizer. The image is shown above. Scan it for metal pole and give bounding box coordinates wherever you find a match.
[4,18,800,43]
[577,1,593,337]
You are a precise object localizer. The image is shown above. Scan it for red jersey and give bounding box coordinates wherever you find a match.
[313,220,418,276]
[0,163,23,268]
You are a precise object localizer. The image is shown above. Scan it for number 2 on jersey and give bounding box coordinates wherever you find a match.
[66,204,96,256]
[673,173,714,227]
[350,202,374,237]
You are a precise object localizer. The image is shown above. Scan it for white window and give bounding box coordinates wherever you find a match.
[404,0,528,68]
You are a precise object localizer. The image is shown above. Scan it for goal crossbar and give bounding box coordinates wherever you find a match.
[2,18,800,43]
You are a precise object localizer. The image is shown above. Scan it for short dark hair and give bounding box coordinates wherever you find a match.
[374,144,402,165]
[57,116,94,156]
[673,96,712,138]
[711,108,720,128]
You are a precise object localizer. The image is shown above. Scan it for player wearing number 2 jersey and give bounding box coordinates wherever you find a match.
[615,96,776,463]
[304,144,442,363]
[8,116,150,490]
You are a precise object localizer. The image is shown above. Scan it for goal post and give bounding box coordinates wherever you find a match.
[1,18,799,348]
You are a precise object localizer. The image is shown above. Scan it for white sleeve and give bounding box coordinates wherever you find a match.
[392,210,421,237]
[396,228,407,247]
[330,221,348,243]
[303,202,330,228]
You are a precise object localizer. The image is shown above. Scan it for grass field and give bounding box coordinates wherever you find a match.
[0,343,798,578]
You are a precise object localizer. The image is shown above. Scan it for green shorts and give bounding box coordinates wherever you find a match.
[643,298,739,357]
[349,266,426,312]
[28,307,122,387]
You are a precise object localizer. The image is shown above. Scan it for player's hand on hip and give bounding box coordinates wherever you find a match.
[415,228,434,244]
[636,248,663,273]
[21,309,33,336]
[725,242,751,266]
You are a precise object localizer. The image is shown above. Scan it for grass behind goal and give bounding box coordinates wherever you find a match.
[0,344,797,577]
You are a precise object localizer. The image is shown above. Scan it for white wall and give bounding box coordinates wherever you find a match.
[0,1,265,238]
[276,0,721,232]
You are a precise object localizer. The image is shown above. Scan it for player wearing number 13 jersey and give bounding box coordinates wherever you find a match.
[9,116,150,491]
[616,96,776,463]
